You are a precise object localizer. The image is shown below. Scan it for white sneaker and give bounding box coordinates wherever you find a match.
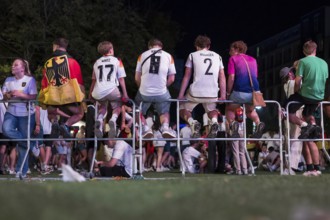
[142,127,154,139]
[108,120,117,138]
[31,145,40,157]
[8,170,16,175]
[162,128,176,138]
[161,166,170,171]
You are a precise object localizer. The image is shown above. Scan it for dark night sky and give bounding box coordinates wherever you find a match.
[162,0,330,58]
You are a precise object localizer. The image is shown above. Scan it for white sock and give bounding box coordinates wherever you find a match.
[97,114,104,121]
[162,123,169,130]
[110,113,119,123]
[301,122,308,127]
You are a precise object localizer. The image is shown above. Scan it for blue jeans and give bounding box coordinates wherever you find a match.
[2,112,36,175]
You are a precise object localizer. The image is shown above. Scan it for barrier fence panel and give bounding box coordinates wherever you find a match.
[137,99,283,176]
[286,101,330,176]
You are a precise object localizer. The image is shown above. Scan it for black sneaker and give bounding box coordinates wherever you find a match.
[310,125,322,139]
[298,124,315,139]
[60,124,71,138]
[251,122,265,138]
[230,121,240,138]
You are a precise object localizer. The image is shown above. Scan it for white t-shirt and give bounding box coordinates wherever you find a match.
[2,75,37,116]
[92,55,126,100]
[40,108,52,135]
[284,80,295,98]
[153,130,166,147]
[180,125,192,146]
[136,48,176,96]
[185,49,224,98]
[112,140,133,177]
[182,146,201,173]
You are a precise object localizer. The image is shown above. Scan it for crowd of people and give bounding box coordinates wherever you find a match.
[0,36,328,178]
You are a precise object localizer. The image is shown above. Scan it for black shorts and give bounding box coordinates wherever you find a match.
[43,134,53,147]
[100,165,130,178]
[287,93,321,117]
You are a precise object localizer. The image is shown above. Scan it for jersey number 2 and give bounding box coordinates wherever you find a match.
[204,58,213,75]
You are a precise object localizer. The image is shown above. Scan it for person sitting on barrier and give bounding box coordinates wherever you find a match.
[225,41,265,139]
[96,140,132,178]
[134,38,176,139]
[286,40,328,176]
[182,140,207,173]
[2,58,38,178]
[89,41,129,138]
[38,37,85,139]
[178,35,226,138]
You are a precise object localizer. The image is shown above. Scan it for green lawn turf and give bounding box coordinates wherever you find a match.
[0,170,330,220]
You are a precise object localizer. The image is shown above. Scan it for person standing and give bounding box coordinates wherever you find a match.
[135,38,176,138]
[2,59,38,178]
[225,40,265,139]
[89,41,129,138]
[178,35,226,138]
[287,40,328,176]
[38,37,85,139]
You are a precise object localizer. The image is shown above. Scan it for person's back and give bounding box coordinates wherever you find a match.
[92,55,126,100]
[297,56,328,100]
[138,48,175,96]
[187,49,223,98]
[228,54,259,94]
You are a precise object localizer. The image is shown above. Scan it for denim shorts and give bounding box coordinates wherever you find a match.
[135,90,171,115]
[229,91,253,104]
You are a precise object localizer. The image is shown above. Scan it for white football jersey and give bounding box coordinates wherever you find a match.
[136,48,176,96]
[186,49,224,98]
[92,55,126,100]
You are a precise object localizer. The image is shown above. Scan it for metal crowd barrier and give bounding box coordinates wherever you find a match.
[135,99,283,177]
[286,101,330,175]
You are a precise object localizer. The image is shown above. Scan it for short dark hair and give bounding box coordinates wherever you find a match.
[194,35,211,49]
[53,37,69,49]
[148,39,163,48]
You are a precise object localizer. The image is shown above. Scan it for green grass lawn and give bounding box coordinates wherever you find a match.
[1,170,330,220]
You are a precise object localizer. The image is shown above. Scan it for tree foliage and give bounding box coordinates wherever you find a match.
[0,0,181,97]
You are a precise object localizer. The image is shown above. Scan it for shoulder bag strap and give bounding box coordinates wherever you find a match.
[241,55,255,92]
[141,49,162,68]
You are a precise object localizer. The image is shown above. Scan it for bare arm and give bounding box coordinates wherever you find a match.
[227,74,235,98]
[166,74,175,87]
[294,76,302,93]
[218,68,226,100]
[89,72,96,100]
[178,67,192,99]
[118,77,129,100]
[135,71,142,88]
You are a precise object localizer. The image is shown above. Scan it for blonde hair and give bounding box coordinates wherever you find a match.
[15,58,31,76]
